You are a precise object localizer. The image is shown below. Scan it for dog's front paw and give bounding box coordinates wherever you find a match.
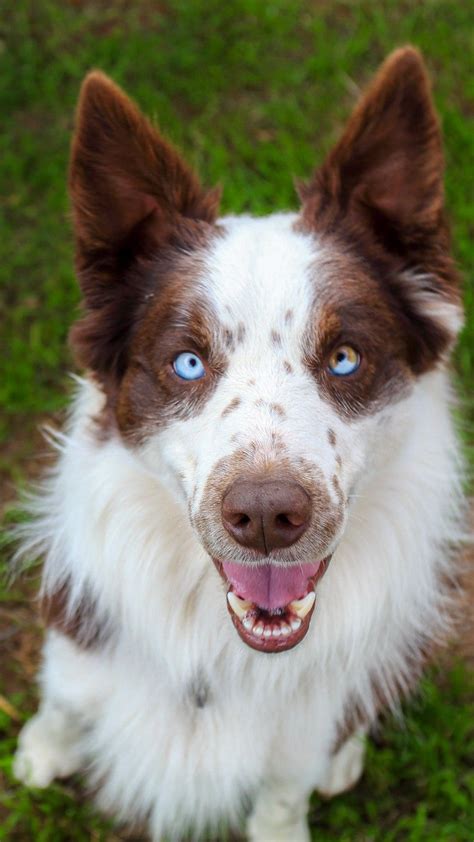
[14,712,82,788]
[246,786,311,842]
[318,729,366,798]
[247,815,310,842]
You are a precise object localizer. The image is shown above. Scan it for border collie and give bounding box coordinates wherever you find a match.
[14,47,464,841]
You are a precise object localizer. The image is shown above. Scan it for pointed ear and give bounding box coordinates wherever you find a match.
[68,72,220,382]
[300,47,446,253]
[299,47,463,369]
[69,71,220,305]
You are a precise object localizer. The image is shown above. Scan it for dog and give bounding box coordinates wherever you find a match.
[13,47,464,841]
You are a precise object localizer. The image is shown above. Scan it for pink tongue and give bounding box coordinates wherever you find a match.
[222,561,321,611]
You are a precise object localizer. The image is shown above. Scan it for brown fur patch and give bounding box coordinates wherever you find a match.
[254,400,286,419]
[327,428,337,447]
[271,329,282,346]
[221,397,242,417]
[223,328,235,351]
[283,361,293,374]
[270,403,286,419]
[302,250,416,419]
[332,474,344,506]
[41,582,109,649]
[115,251,228,440]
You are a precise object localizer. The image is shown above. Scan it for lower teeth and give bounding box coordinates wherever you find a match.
[227,590,313,641]
[240,612,305,640]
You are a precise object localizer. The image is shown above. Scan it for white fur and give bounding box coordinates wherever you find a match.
[14,215,464,841]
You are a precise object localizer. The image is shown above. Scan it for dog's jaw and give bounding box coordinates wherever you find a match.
[214,556,332,652]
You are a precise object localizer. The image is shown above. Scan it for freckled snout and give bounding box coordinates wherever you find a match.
[221,478,311,554]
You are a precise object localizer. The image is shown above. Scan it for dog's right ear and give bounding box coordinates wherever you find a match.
[69,72,220,379]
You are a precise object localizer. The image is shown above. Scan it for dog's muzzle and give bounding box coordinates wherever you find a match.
[214,474,333,653]
[194,459,341,654]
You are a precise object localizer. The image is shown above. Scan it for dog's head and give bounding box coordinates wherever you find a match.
[69,48,462,653]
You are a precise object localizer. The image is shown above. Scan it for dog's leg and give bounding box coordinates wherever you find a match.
[246,780,311,842]
[14,700,85,788]
[14,630,110,788]
[317,727,367,797]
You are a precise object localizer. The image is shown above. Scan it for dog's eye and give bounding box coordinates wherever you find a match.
[328,345,360,376]
[173,352,206,381]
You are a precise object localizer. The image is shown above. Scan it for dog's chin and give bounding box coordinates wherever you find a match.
[213,557,331,653]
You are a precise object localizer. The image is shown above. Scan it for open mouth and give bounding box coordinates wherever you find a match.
[214,557,331,653]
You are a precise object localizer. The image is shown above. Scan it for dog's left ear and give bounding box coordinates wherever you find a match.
[300,47,445,242]
[300,47,462,365]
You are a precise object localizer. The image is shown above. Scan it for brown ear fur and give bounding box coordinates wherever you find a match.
[299,47,461,277]
[299,47,461,371]
[69,71,220,380]
[300,48,445,239]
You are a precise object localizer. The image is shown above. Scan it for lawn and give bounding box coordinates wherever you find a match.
[1,0,473,839]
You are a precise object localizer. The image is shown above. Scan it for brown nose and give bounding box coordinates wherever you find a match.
[222,479,311,554]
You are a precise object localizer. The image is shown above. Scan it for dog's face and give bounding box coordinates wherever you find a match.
[69,49,462,652]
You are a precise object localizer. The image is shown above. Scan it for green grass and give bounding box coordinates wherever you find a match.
[1,0,473,839]
[310,664,474,841]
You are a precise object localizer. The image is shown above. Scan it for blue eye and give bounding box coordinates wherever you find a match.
[328,345,360,376]
[173,352,206,381]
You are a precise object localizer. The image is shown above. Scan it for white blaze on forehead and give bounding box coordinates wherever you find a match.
[206,213,318,340]
[162,214,352,505]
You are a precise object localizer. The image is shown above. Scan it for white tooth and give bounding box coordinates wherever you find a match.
[253,623,264,637]
[227,591,253,619]
[289,591,315,619]
[263,627,272,638]
[272,626,281,638]
[281,624,291,636]
[242,617,254,631]
[291,617,302,631]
